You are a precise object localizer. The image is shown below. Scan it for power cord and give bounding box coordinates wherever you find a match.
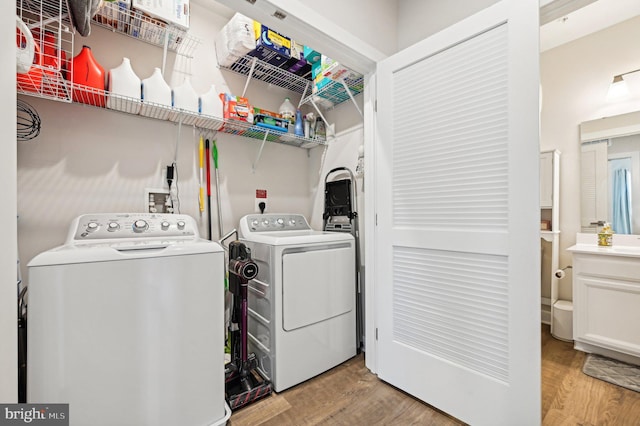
[167,163,180,214]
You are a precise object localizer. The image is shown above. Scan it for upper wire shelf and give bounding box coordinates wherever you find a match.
[219,54,364,109]
[16,0,324,151]
[17,0,74,102]
[92,2,201,58]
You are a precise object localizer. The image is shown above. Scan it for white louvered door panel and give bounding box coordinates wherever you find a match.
[374,1,540,425]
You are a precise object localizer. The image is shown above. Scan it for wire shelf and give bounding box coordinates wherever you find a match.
[92,2,201,58]
[17,0,74,102]
[63,84,326,148]
[16,1,323,151]
[221,55,312,95]
[220,55,363,109]
[302,75,365,109]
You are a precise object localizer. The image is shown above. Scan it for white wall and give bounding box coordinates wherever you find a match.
[1,2,17,402]
[16,3,338,289]
[540,15,640,299]
[296,0,398,56]
[397,0,500,50]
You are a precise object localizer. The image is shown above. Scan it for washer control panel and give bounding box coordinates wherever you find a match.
[68,213,197,242]
[241,214,311,233]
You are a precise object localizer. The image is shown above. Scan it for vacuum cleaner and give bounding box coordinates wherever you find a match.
[225,241,272,410]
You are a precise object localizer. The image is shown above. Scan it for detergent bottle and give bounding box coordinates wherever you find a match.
[141,67,172,119]
[279,97,295,123]
[71,45,105,107]
[106,57,141,113]
[294,109,304,137]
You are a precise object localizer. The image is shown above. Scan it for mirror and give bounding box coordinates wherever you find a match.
[580,110,640,234]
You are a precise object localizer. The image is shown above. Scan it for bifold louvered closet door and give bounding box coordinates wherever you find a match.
[374,1,540,425]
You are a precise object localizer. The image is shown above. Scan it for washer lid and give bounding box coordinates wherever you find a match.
[241,230,354,245]
[28,239,223,267]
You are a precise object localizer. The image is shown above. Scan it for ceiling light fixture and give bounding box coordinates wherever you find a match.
[607,68,640,101]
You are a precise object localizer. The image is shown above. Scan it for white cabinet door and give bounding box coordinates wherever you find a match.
[374,1,540,424]
[540,151,553,208]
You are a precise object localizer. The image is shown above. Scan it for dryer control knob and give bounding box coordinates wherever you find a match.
[276,218,284,226]
[107,222,120,232]
[251,219,259,227]
[262,219,270,227]
[86,222,99,233]
[161,221,170,230]
[133,220,148,233]
[288,219,296,226]
[177,220,186,230]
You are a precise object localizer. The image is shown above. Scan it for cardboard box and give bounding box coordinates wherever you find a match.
[248,23,291,67]
[129,11,167,45]
[312,55,361,92]
[281,41,312,79]
[303,45,321,64]
[254,114,289,132]
[132,0,189,29]
[253,107,281,119]
[95,0,131,32]
[254,22,291,56]
[221,94,253,123]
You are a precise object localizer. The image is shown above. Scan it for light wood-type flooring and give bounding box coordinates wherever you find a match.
[229,325,640,425]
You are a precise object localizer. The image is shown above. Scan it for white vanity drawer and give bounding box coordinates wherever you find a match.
[574,253,640,283]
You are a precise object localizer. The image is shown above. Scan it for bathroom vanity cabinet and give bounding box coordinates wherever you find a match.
[569,243,640,365]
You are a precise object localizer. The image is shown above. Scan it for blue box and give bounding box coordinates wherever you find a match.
[303,45,321,64]
[249,23,291,66]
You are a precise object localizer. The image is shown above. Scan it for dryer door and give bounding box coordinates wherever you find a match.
[282,244,354,331]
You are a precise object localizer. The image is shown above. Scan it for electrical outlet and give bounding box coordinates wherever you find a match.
[145,188,172,213]
[255,189,267,213]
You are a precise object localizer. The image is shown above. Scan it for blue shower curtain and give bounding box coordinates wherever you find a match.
[612,168,632,234]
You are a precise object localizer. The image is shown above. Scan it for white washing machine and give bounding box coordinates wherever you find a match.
[239,213,356,392]
[27,213,229,426]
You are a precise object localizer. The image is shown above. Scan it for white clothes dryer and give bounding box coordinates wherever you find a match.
[239,213,356,392]
[27,213,229,426]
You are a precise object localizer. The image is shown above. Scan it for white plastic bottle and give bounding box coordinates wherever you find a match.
[107,57,141,114]
[199,84,223,118]
[279,97,295,123]
[172,77,199,114]
[141,67,172,119]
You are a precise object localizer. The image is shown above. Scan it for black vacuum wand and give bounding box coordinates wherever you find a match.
[225,241,272,410]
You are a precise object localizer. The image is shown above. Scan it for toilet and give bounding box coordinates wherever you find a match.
[552,300,573,341]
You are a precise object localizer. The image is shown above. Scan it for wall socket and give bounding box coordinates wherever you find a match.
[145,188,172,213]
[255,189,267,213]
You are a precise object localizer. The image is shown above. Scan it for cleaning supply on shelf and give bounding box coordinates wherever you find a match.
[598,223,614,247]
[279,97,295,123]
[294,109,304,137]
[215,13,255,67]
[251,23,291,67]
[71,45,105,107]
[314,116,326,141]
[141,67,172,119]
[30,27,67,96]
[199,84,223,118]
[16,20,43,93]
[305,112,315,139]
[106,57,141,114]
[16,16,35,74]
[221,93,253,123]
[172,76,199,114]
